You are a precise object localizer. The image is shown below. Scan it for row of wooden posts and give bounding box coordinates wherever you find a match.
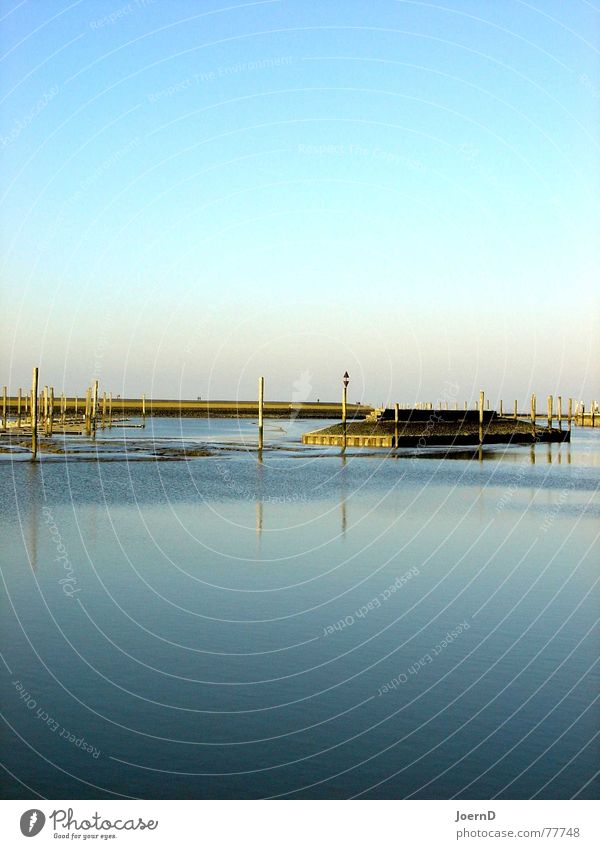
[1,368,146,461]
[403,395,594,428]
[348,391,584,450]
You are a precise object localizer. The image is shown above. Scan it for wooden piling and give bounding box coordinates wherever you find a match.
[142,393,146,427]
[109,392,113,427]
[531,393,536,437]
[17,388,22,427]
[43,386,49,435]
[394,402,399,447]
[85,387,91,436]
[557,396,562,430]
[74,395,78,416]
[31,367,39,461]
[48,387,54,436]
[101,391,107,428]
[568,397,572,432]
[499,399,503,417]
[2,385,6,429]
[258,377,264,450]
[592,401,596,428]
[547,395,553,431]
[92,380,99,435]
[479,390,485,444]
[61,393,66,424]
[580,402,585,427]
[514,399,518,420]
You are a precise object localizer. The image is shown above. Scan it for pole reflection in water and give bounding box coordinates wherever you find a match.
[26,464,38,571]
[256,450,263,547]
[340,453,347,537]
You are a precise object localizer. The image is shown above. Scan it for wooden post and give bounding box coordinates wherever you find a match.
[514,399,518,420]
[31,367,39,461]
[486,399,490,411]
[61,393,66,424]
[142,393,146,427]
[48,387,54,436]
[43,386,49,435]
[85,388,91,435]
[258,376,264,450]
[394,402,399,448]
[74,395,78,416]
[580,402,585,427]
[2,385,6,429]
[592,401,596,428]
[547,395,553,431]
[92,380,99,435]
[25,393,29,416]
[109,392,113,427]
[499,399,503,417]
[568,397,572,432]
[464,400,467,411]
[531,393,536,438]
[557,396,562,430]
[479,389,485,444]
[17,388,22,427]
[101,391,107,428]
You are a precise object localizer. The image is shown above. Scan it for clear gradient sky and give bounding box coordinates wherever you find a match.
[1,0,599,405]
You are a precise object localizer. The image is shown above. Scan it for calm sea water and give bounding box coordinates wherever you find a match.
[1,419,598,799]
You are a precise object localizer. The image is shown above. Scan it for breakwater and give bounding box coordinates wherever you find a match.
[303,409,570,448]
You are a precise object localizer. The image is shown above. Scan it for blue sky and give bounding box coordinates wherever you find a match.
[1,0,599,404]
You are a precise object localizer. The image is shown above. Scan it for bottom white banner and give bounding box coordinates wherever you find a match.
[0,800,598,848]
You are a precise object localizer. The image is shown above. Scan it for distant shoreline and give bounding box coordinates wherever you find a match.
[0,397,373,420]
